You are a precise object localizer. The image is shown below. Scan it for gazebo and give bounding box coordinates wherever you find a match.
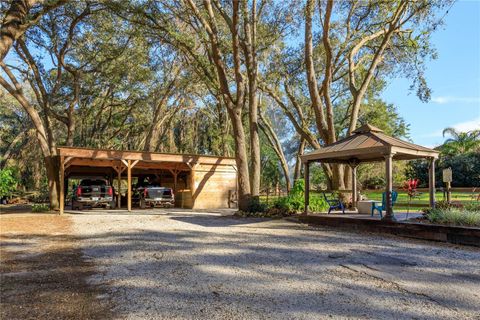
[301,124,440,221]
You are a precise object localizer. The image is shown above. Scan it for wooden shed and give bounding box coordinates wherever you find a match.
[57,147,237,214]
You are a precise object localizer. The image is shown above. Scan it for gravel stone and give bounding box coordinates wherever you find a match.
[71,211,480,319]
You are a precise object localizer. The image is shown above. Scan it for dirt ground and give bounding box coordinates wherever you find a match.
[0,213,113,320]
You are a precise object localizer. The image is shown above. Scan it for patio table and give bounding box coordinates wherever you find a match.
[357,200,375,214]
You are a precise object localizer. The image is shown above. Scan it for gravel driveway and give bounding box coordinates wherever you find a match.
[71,210,480,320]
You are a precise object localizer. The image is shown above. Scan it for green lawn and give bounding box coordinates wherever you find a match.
[260,190,478,213]
[363,191,476,212]
[364,190,474,202]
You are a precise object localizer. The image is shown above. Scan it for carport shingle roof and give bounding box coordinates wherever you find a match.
[301,124,439,163]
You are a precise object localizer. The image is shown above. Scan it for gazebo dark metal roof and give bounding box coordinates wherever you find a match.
[301,124,439,164]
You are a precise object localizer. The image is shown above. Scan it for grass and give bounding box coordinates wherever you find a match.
[31,203,50,213]
[425,209,480,227]
[260,190,478,213]
[364,191,474,203]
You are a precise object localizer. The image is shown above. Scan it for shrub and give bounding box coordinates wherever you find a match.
[406,152,480,188]
[246,197,268,213]
[425,208,480,227]
[32,203,50,213]
[463,202,480,212]
[238,179,328,217]
[363,176,385,189]
[429,200,464,211]
[0,168,18,198]
[273,179,328,214]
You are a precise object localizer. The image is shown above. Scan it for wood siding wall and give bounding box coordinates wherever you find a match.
[192,164,237,209]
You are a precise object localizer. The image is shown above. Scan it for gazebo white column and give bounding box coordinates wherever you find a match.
[383,153,396,221]
[349,159,359,211]
[428,157,436,208]
[303,161,310,215]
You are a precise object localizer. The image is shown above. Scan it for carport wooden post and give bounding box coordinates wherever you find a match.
[127,160,132,212]
[59,156,65,215]
[187,162,198,204]
[383,153,395,221]
[117,168,121,208]
[429,157,436,208]
[169,168,178,195]
[303,161,310,215]
[122,159,138,212]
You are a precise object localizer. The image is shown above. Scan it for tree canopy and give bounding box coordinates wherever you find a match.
[0,0,455,209]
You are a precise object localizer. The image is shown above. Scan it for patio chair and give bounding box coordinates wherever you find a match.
[323,192,345,214]
[371,191,398,218]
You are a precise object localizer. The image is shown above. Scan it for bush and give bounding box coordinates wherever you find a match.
[430,200,464,211]
[425,208,480,227]
[363,176,385,189]
[463,202,480,212]
[406,152,480,188]
[31,203,50,213]
[273,179,328,214]
[246,197,268,213]
[238,179,328,218]
[0,168,18,198]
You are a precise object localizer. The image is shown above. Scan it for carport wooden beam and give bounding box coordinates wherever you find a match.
[58,146,236,166]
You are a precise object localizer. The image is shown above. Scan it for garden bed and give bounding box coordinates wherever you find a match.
[296,214,480,247]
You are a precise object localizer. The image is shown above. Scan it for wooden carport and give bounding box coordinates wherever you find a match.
[58,147,237,214]
[301,124,440,221]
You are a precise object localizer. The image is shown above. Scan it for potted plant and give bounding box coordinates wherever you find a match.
[404,178,420,215]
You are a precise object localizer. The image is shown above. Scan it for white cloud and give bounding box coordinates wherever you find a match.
[423,117,480,138]
[431,96,480,104]
[451,117,480,133]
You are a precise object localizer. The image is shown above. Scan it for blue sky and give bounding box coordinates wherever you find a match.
[381,0,480,147]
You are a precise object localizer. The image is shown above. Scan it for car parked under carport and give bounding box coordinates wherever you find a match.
[58,146,238,213]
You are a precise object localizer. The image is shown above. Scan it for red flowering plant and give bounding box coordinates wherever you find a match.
[403,178,420,214]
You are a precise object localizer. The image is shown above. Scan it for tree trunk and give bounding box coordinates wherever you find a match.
[243,0,260,198]
[0,65,60,208]
[44,155,60,210]
[304,0,328,142]
[294,139,306,182]
[258,115,291,192]
[330,164,345,190]
[33,158,42,190]
[0,0,36,61]
[227,108,251,211]
[1,0,67,61]
[343,166,352,190]
[248,82,260,197]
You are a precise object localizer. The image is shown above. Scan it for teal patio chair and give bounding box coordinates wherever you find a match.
[371,191,398,218]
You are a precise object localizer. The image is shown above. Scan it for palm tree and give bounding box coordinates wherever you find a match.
[441,127,480,155]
